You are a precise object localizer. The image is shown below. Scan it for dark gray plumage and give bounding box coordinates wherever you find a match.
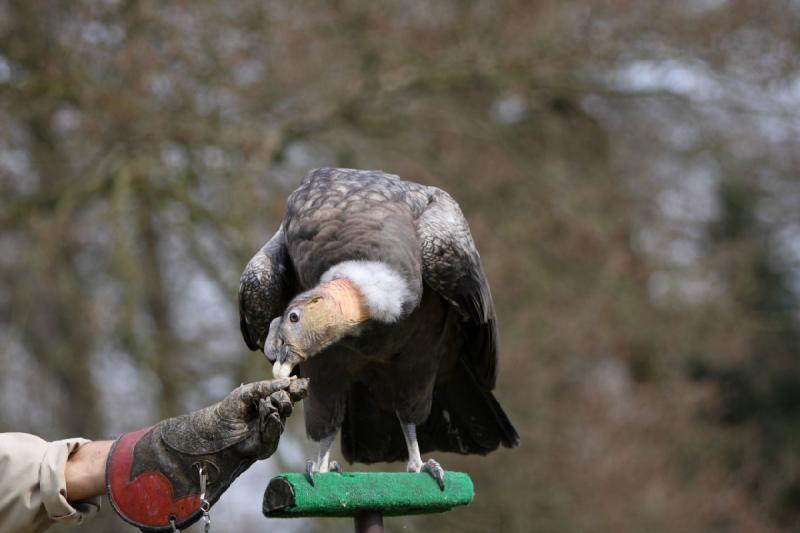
[239,168,518,482]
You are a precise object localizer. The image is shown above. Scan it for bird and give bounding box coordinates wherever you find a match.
[238,168,519,489]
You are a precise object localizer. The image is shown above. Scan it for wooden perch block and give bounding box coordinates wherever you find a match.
[263,472,474,518]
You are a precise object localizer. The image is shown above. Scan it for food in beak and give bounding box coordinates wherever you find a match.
[273,360,294,379]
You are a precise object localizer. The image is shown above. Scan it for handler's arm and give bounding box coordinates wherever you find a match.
[0,377,307,533]
[0,433,104,533]
[64,440,113,501]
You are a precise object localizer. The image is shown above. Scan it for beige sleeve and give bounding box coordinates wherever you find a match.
[0,433,102,533]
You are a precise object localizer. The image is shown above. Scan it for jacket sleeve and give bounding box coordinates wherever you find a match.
[0,433,102,533]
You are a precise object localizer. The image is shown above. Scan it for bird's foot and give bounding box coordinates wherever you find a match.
[305,459,344,486]
[329,460,344,474]
[407,458,446,491]
[305,460,319,486]
[421,459,446,491]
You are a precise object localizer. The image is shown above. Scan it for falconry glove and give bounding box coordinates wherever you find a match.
[106,377,308,532]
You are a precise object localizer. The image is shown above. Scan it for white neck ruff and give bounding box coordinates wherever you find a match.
[320,260,411,323]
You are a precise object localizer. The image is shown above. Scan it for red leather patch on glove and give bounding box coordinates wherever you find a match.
[107,427,201,528]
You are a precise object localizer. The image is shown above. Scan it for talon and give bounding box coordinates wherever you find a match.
[305,460,317,486]
[421,459,446,491]
[329,460,344,474]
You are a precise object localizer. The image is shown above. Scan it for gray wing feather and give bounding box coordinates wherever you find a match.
[238,225,293,351]
[417,188,498,389]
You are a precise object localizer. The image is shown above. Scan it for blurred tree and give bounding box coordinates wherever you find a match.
[0,1,798,532]
[692,179,800,525]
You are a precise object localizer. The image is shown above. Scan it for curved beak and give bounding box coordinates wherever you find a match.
[264,317,306,378]
[272,344,306,378]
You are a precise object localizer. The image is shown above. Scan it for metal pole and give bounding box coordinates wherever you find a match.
[354,511,384,533]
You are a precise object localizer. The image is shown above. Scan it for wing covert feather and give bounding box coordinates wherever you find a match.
[238,225,293,351]
[417,188,498,389]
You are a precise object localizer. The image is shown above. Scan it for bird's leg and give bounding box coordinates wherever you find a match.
[398,418,445,491]
[305,432,343,486]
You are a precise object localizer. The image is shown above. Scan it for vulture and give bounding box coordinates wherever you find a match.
[239,168,519,488]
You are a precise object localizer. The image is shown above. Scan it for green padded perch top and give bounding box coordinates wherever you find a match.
[263,472,474,518]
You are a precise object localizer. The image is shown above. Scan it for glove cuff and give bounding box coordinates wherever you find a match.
[106,427,204,532]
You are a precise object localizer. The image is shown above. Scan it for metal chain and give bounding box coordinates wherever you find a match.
[165,466,212,532]
[198,464,212,533]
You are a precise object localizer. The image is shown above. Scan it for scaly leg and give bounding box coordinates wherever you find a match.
[305,432,343,486]
[398,416,445,490]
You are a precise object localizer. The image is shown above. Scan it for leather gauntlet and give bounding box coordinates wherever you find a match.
[106,378,307,532]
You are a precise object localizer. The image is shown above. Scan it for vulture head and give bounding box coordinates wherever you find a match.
[267,278,369,378]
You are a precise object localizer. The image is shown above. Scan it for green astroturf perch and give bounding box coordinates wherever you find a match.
[263,471,474,531]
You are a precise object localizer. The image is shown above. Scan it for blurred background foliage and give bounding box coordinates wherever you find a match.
[1,1,800,531]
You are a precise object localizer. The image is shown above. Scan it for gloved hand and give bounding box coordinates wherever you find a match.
[106,377,308,532]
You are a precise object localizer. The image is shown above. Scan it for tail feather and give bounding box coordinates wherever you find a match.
[418,359,520,454]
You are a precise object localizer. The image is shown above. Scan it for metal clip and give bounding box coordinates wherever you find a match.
[198,464,211,533]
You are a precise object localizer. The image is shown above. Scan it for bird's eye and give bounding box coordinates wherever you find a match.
[288,310,300,323]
